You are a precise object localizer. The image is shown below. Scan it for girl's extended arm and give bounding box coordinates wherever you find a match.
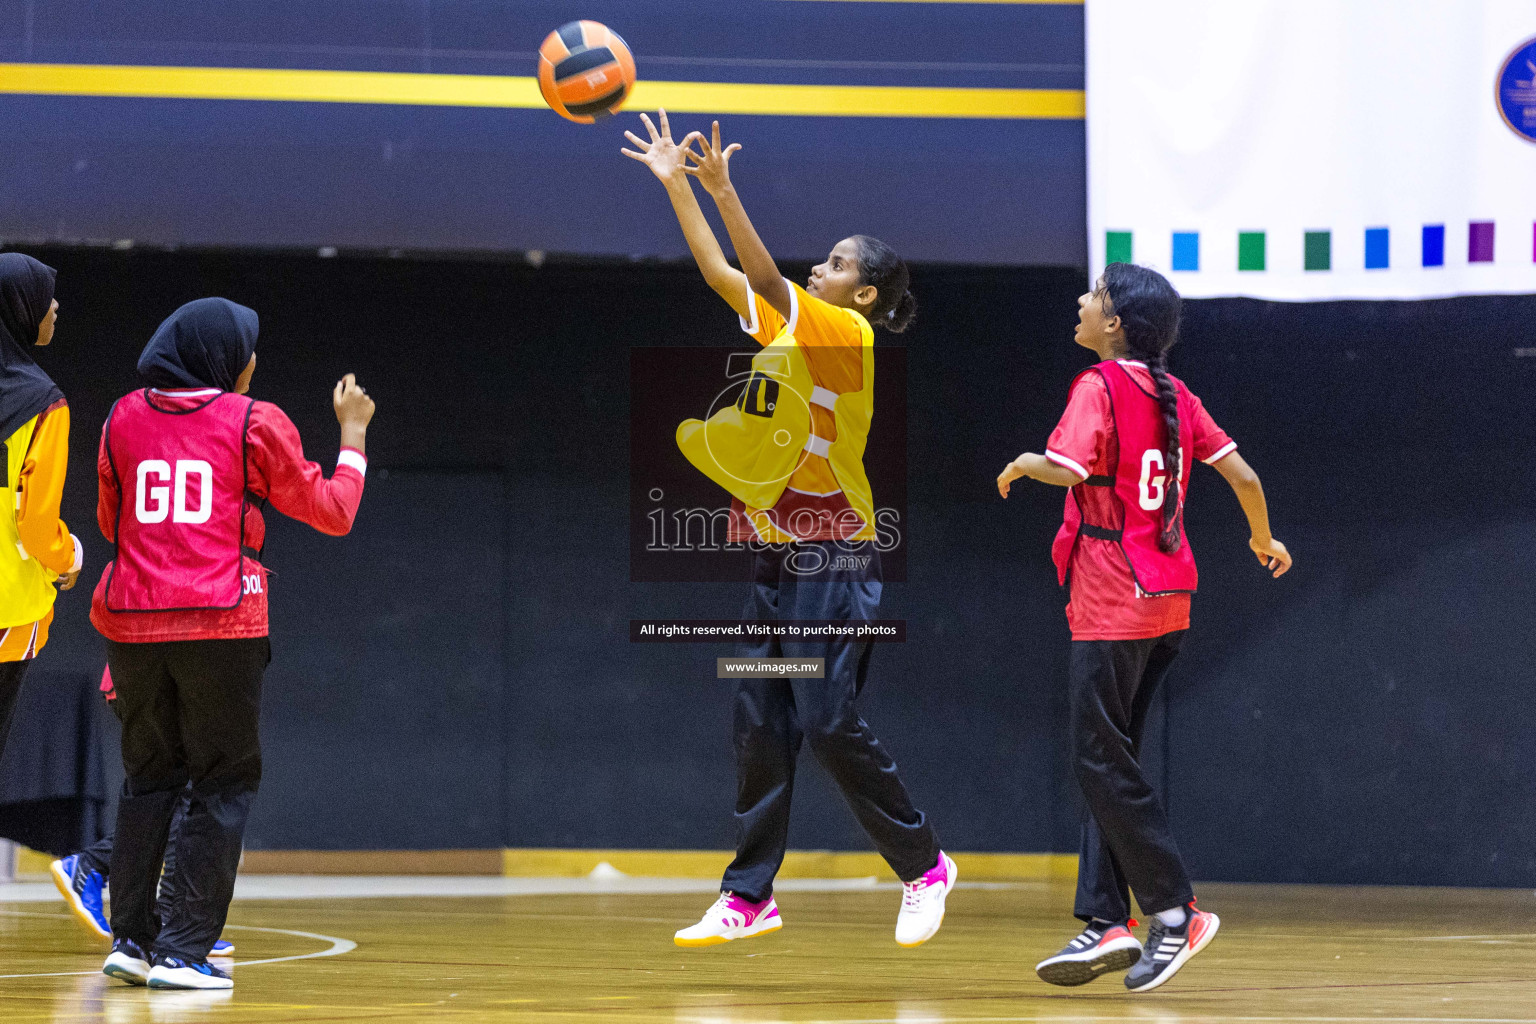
[622,111,750,320]
[997,452,1084,497]
[1212,452,1292,577]
[684,121,793,322]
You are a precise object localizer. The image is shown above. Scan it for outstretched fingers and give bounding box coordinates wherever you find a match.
[639,112,660,143]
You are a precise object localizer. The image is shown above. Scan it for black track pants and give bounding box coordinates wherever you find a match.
[106,637,268,960]
[0,659,31,764]
[1070,632,1195,923]
[78,788,191,927]
[721,543,938,902]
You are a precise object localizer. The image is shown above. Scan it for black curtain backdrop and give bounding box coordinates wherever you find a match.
[0,670,112,855]
[13,245,1536,887]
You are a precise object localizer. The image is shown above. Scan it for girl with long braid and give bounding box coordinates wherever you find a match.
[997,263,1291,992]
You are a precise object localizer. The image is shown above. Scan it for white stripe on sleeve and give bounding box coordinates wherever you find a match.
[1202,440,1238,465]
[337,449,368,477]
[738,282,761,336]
[1045,449,1091,481]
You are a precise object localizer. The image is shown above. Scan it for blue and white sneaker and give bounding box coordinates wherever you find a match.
[147,953,234,990]
[102,937,151,985]
[50,854,111,940]
[211,939,235,956]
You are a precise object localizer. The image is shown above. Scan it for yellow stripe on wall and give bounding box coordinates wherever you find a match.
[780,1,1082,5]
[0,62,1083,120]
[636,80,1081,119]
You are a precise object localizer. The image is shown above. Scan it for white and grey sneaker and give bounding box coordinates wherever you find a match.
[147,954,234,990]
[102,937,152,986]
[1035,919,1143,986]
[1125,905,1220,992]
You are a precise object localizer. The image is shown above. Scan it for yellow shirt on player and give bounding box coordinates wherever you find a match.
[730,280,877,543]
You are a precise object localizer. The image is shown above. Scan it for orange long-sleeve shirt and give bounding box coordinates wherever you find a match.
[1,398,78,661]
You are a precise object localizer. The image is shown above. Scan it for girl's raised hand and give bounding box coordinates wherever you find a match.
[333,373,375,429]
[622,109,695,185]
[683,120,741,196]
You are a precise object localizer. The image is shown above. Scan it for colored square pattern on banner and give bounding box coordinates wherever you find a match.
[1171,232,1199,271]
[1469,222,1495,263]
[1423,225,1445,267]
[1238,232,1266,271]
[1365,228,1390,270]
[1106,231,1133,265]
[1304,231,1331,271]
[1130,221,1535,279]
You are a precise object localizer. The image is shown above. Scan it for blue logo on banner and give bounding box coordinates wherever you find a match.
[1496,36,1536,143]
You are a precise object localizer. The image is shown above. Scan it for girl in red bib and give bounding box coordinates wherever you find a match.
[91,298,374,991]
[997,264,1291,993]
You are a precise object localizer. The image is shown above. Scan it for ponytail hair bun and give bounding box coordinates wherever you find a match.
[885,290,917,334]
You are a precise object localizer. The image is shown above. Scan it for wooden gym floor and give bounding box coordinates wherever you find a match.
[3,876,1535,1023]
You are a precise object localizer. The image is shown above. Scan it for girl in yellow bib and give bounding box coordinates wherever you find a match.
[624,111,953,949]
[0,254,82,760]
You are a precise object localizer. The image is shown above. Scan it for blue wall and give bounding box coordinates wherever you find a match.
[0,0,1085,264]
[14,245,1536,887]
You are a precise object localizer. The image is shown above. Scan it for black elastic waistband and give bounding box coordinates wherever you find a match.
[1079,523,1123,542]
[1083,474,1115,487]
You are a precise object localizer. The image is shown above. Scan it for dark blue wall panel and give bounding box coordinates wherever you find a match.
[0,0,1086,264]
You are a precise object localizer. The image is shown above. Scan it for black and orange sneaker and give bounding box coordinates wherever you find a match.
[1035,918,1143,986]
[1124,903,1220,992]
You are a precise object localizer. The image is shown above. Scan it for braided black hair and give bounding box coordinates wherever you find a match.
[1101,262,1184,553]
[851,235,916,333]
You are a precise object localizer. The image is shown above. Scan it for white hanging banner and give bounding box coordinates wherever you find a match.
[1087,0,1536,300]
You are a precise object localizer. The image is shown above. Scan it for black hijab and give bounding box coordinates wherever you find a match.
[0,253,63,443]
[138,298,259,392]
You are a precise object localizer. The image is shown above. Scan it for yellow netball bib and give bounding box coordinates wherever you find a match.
[677,326,877,538]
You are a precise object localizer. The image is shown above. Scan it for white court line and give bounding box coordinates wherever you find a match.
[217,922,356,966]
[748,1018,1536,1024]
[0,910,354,980]
[1406,939,1536,945]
